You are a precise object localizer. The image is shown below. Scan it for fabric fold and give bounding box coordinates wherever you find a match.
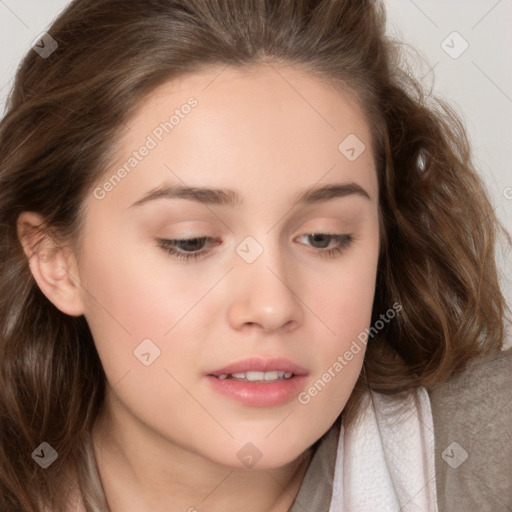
[329,386,438,512]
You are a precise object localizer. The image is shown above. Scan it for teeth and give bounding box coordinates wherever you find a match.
[217,371,294,381]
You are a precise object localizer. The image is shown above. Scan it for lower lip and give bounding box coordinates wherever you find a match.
[206,375,308,407]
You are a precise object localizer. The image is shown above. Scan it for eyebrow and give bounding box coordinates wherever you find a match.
[129,181,372,208]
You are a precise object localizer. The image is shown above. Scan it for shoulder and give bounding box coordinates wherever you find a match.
[429,347,512,511]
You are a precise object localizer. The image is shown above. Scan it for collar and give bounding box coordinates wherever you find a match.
[289,417,340,511]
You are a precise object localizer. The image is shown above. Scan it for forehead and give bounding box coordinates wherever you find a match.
[96,63,377,211]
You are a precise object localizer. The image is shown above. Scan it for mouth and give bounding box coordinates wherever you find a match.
[207,356,307,380]
[213,370,295,381]
[206,357,308,407]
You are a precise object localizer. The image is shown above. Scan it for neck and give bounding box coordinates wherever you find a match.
[91,396,313,512]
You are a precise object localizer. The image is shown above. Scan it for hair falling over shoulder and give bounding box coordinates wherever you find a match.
[0,0,510,510]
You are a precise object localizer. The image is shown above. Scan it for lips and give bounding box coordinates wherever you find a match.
[207,356,308,378]
[206,357,309,407]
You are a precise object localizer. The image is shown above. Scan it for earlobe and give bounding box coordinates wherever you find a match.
[16,211,85,317]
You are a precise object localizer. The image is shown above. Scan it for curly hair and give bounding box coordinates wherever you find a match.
[0,0,510,510]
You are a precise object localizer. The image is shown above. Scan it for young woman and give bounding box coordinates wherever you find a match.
[0,1,510,511]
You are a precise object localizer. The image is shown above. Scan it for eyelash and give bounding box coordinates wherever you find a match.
[156,233,355,262]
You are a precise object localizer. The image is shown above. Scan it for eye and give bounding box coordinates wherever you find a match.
[157,236,219,261]
[296,233,354,259]
[157,233,354,262]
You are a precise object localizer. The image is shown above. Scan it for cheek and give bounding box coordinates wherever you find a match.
[76,238,198,377]
[79,221,204,325]
[300,243,378,406]
[314,245,379,346]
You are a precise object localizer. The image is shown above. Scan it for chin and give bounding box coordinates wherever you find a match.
[202,433,316,471]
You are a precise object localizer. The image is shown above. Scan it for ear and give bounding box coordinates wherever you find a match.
[16,211,85,316]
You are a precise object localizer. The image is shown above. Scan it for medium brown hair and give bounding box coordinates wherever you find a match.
[0,0,510,510]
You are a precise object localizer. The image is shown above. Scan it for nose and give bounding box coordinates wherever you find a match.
[227,245,304,335]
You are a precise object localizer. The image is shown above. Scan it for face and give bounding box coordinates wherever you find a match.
[74,64,380,469]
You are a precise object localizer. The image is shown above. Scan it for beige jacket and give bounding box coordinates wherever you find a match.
[290,348,512,511]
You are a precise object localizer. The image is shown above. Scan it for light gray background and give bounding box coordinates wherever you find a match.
[1,0,511,330]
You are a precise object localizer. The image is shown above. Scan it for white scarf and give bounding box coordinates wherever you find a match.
[329,386,438,512]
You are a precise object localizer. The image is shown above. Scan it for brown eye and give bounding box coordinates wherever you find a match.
[157,237,219,261]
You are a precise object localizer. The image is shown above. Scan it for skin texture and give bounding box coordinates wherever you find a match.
[18,64,380,511]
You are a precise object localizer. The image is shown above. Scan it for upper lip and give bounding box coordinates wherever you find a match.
[207,357,308,377]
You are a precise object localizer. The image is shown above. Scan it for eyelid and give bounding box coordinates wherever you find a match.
[156,236,219,262]
[156,232,355,262]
